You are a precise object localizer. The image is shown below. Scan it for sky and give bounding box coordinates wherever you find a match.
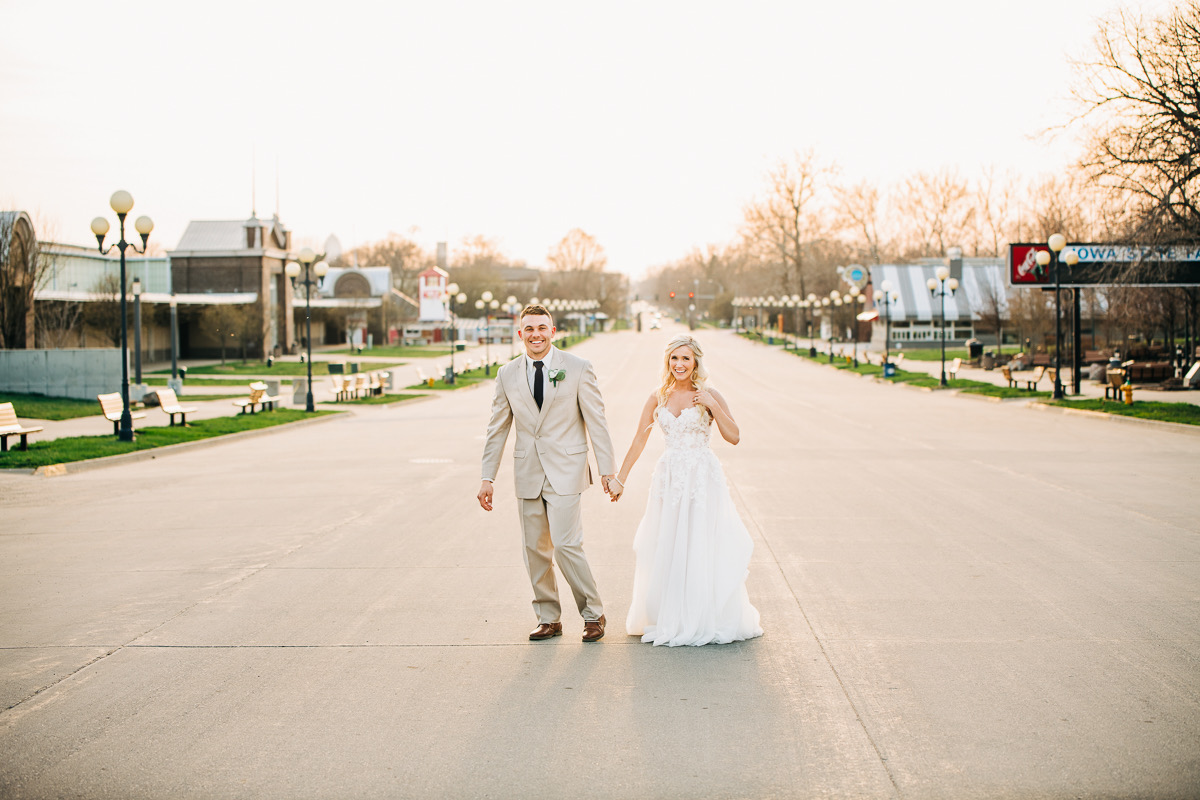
[0,0,1170,277]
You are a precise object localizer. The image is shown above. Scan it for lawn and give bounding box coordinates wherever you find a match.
[408,365,496,391]
[156,361,403,377]
[784,351,1051,399]
[144,375,293,387]
[327,345,452,358]
[1,392,102,421]
[1050,397,1200,426]
[0,409,336,469]
[328,393,424,405]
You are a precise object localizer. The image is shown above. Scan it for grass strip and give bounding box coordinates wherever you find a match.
[1049,397,1200,426]
[327,345,453,358]
[153,361,403,377]
[407,366,496,391]
[1,393,103,421]
[144,376,294,387]
[0,409,336,469]
[783,350,1051,398]
[329,393,424,405]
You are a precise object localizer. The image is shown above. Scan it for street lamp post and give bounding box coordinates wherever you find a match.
[90,190,154,442]
[1036,234,1069,399]
[132,276,143,387]
[874,281,898,367]
[285,249,329,412]
[927,266,959,387]
[476,290,497,375]
[442,283,467,384]
[504,295,520,358]
[169,292,180,393]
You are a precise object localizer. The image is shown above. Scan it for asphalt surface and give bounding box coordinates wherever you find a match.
[2,323,1198,799]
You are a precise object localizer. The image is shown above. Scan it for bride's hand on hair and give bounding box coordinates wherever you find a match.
[693,390,716,412]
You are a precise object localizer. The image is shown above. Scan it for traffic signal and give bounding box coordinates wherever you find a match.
[669,291,676,299]
[688,291,694,299]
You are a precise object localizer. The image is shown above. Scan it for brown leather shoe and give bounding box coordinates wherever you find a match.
[582,615,606,642]
[529,622,563,641]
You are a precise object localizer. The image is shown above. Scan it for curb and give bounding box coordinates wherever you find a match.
[14,412,348,479]
[1027,402,1200,437]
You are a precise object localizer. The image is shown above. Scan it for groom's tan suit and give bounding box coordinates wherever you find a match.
[481,346,615,623]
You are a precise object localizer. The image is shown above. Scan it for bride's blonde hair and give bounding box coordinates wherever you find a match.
[657,335,710,418]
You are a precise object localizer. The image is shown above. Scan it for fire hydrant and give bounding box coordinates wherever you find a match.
[1122,381,1134,405]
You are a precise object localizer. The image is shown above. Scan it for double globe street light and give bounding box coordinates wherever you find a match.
[927,266,960,387]
[285,249,329,412]
[442,283,467,384]
[475,291,501,374]
[874,280,899,367]
[1034,233,1079,400]
[91,191,154,442]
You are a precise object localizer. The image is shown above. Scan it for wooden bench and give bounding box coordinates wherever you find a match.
[368,371,384,396]
[0,402,43,452]
[1001,364,1045,390]
[328,374,351,401]
[1105,369,1125,400]
[156,388,197,426]
[947,357,962,379]
[233,381,280,413]
[97,392,147,435]
[353,373,369,398]
[255,381,280,410]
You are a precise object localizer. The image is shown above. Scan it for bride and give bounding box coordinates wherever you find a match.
[609,335,763,647]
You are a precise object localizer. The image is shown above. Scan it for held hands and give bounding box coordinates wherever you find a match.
[605,475,625,502]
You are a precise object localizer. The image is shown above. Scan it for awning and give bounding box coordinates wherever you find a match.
[857,309,880,321]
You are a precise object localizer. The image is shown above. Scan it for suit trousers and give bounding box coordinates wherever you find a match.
[519,478,603,623]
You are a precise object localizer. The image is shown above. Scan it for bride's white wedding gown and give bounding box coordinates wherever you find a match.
[625,404,763,647]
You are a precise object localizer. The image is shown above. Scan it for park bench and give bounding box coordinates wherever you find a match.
[351,373,367,398]
[0,402,43,452]
[233,381,280,414]
[947,357,961,379]
[328,374,354,401]
[97,392,147,435]
[1105,369,1125,400]
[1002,365,1045,390]
[368,371,386,396]
[156,388,197,426]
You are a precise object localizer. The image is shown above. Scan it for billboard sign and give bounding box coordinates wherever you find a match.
[1008,243,1200,287]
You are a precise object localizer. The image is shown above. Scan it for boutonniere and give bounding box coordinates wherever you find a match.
[548,368,566,387]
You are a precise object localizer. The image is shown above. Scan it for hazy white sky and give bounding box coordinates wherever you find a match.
[0,0,1167,276]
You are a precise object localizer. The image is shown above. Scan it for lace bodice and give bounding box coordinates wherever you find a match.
[656,405,712,451]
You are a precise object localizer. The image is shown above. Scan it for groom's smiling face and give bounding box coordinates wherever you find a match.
[519,314,555,359]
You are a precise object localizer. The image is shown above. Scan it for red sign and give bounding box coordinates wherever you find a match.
[1008,244,1051,285]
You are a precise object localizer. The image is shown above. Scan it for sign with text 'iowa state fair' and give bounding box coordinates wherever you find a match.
[1008,243,1200,288]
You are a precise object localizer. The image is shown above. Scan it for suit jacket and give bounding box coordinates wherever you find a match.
[481,347,616,499]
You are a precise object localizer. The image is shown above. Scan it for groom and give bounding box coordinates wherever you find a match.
[477,304,616,642]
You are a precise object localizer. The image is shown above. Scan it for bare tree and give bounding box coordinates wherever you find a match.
[0,211,44,349]
[973,167,1018,257]
[895,168,974,258]
[833,180,888,264]
[81,273,124,347]
[1073,1,1200,240]
[547,229,607,272]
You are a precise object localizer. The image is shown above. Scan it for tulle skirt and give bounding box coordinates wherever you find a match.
[625,447,763,646]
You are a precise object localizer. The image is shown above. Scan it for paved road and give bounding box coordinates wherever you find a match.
[2,324,1198,799]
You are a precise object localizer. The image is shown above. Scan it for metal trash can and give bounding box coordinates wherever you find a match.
[327,362,344,374]
[883,363,897,378]
[981,351,995,370]
[966,338,984,360]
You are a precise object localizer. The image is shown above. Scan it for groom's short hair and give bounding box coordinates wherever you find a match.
[520,304,554,325]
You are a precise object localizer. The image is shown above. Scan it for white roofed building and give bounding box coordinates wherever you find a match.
[867,257,1010,349]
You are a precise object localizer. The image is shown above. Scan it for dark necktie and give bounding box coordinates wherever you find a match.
[533,360,544,410]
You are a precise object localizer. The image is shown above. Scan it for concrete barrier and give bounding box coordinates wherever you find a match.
[0,349,124,400]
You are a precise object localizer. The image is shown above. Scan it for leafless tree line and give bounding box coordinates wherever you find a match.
[646,1,1200,357]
